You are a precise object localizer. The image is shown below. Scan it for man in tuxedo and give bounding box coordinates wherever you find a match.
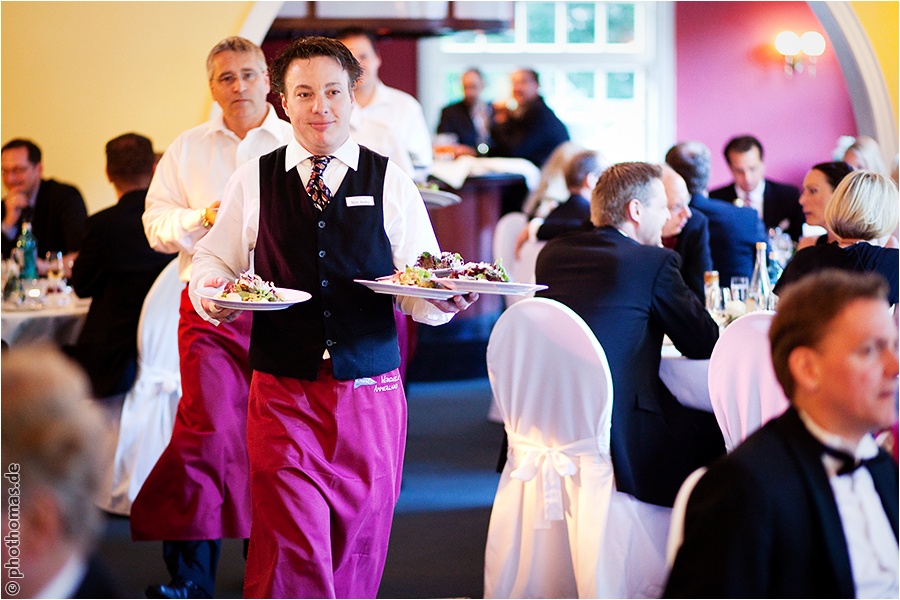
[665,269,899,598]
[660,165,712,304]
[436,68,493,156]
[666,141,766,284]
[1,138,87,261]
[2,346,126,598]
[490,68,569,169]
[535,162,724,508]
[708,135,804,241]
[69,133,175,400]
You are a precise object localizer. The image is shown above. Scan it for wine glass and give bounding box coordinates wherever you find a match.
[45,251,67,295]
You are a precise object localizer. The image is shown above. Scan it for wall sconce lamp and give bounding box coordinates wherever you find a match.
[775,31,826,77]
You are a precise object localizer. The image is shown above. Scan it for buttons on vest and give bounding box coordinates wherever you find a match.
[323,310,331,318]
[318,250,326,258]
[318,220,326,229]
[321,279,329,287]
[325,339,334,347]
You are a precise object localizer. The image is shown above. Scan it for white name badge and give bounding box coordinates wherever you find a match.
[346,195,375,207]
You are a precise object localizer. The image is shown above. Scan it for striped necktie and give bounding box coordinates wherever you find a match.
[306,155,334,211]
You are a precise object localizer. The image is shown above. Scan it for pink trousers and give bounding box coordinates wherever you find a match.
[243,363,407,599]
[131,288,253,540]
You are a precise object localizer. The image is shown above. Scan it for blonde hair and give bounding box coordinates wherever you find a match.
[522,141,584,216]
[843,135,889,177]
[1,346,109,550]
[825,169,899,240]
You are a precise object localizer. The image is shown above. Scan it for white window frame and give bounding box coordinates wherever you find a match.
[417,1,674,163]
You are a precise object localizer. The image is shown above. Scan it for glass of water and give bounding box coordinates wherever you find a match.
[730,276,749,302]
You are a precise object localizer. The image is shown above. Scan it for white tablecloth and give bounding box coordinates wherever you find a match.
[430,156,542,190]
[1,297,90,347]
[660,344,711,412]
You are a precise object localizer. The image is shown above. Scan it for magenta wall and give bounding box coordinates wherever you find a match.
[675,1,856,191]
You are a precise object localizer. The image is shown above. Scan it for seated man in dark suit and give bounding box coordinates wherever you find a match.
[490,68,569,168]
[666,141,766,284]
[1,138,88,261]
[708,134,804,241]
[2,345,127,598]
[535,162,725,508]
[665,270,899,598]
[535,149,602,241]
[436,68,493,157]
[660,165,712,303]
[69,133,175,399]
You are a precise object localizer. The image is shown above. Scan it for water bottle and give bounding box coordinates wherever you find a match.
[747,241,772,311]
[16,222,38,280]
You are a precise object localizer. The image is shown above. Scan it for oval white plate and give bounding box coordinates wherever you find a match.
[194,286,311,311]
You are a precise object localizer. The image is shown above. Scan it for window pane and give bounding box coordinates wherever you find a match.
[566,3,596,44]
[606,71,634,99]
[566,71,595,100]
[526,2,556,44]
[607,3,635,44]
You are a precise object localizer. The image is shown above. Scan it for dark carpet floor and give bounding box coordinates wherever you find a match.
[94,377,505,599]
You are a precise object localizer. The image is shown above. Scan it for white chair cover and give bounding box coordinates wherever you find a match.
[484,298,670,599]
[492,211,528,267]
[505,238,546,309]
[99,259,183,515]
[707,311,789,452]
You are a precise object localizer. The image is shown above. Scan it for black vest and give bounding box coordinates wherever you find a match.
[251,145,399,381]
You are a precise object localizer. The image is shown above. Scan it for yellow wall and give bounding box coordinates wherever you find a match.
[850,1,899,125]
[1,1,253,213]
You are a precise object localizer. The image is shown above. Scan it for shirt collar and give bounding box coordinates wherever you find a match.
[34,553,88,599]
[284,137,360,172]
[204,103,282,140]
[798,409,880,460]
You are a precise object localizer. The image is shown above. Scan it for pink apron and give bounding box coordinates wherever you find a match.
[243,362,406,599]
[131,287,253,540]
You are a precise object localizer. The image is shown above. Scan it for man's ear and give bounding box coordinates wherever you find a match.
[626,198,642,224]
[789,346,821,393]
[280,94,289,119]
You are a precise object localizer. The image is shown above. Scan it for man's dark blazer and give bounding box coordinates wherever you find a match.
[69,190,175,398]
[490,96,569,168]
[668,210,712,304]
[709,178,804,241]
[535,226,725,507]
[73,555,128,598]
[536,193,591,241]
[688,193,766,284]
[437,100,492,150]
[1,178,88,258]
[665,407,899,598]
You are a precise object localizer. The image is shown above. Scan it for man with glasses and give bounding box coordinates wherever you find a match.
[133,36,292,600]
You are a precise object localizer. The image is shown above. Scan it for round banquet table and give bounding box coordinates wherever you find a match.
[1,297,90,347]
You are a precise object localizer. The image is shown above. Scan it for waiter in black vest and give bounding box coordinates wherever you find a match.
[190,36,476,599]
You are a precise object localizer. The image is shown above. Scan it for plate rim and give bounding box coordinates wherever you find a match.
[354,278,463,300]
[194,285,311,310]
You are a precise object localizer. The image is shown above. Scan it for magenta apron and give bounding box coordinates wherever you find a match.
[243,362,406,599]
[131,287,253,540]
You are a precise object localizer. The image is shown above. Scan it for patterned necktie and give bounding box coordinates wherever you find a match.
[306,155,334,211]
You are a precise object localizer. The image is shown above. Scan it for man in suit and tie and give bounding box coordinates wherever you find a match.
[708,135,804,241]
[535,161,725,508]
[68,133,175,400]
[1,138,87,261]
[666,141,766,284]
[436,68,493,157]
[665,269,898,598]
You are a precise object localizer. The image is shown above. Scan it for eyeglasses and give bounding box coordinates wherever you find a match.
[214,70,261,87]
[2,166,34,177]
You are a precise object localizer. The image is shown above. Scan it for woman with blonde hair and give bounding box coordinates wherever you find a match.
[842,135,889,176]
[774,170,898,303]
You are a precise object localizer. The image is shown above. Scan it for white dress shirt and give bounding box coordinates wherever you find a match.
[349,81,433,181]
[34,554,88,599]
[190,136,452,327]
[800,412,899,598]
[142,104,294,282]
[736,179,766,221]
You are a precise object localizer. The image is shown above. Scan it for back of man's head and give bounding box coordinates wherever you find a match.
[106,133,155,190]
[591,161,662,228]
[1,138,41,165]
[1,346,108,555]
[723,135,763,165]
[564,150,602,191]
[665,141,711,196]
[769,269,889,400]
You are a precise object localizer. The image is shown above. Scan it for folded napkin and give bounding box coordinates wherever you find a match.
[430,156,542,190]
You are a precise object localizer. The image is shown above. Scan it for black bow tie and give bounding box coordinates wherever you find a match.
[820,444,870,476]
